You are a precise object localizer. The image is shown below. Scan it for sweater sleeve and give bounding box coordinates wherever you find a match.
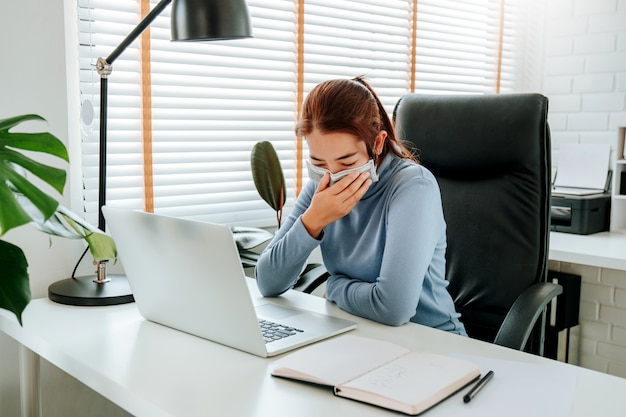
[255,183,321,296]
[324,172,445,326]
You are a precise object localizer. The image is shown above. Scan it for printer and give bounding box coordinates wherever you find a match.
[551,143,612,235]
[550,193,611,235]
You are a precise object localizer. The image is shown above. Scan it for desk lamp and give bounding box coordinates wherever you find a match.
[48,0,252,306]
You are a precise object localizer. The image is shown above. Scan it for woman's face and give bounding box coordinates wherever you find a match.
[306,129,382,174]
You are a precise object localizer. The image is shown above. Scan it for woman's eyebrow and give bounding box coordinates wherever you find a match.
[310,152,358,162]
[336,152,358,161]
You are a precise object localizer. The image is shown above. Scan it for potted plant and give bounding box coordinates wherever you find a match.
[230,141,286,267]
[250,141,286,228]
[0,114,116,325]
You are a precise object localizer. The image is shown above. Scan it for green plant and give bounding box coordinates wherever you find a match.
[229,141,287,268]
[0,114,116,325]
[250,141,286,228]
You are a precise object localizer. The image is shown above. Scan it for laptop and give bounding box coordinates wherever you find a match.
[102,206,356,357]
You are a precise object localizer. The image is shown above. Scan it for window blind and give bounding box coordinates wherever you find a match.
[77,0,524,228]
[411,0,520,94]
[79,0,298,227]
[301,0,412,115]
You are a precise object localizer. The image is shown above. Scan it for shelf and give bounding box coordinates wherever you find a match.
[617,127,626,160]
[550,231,626,271]
[611,126,626,231]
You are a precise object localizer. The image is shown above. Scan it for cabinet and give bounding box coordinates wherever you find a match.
[611,126,626,231]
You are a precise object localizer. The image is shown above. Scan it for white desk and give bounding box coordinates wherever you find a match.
[2,279,625,417]
[550,231,626,270]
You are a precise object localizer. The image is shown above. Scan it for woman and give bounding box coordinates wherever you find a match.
[255,76,466,335]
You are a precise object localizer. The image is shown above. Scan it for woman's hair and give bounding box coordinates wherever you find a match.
[295,76,416,164]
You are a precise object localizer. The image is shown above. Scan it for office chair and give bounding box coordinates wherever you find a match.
[393,93,561,354]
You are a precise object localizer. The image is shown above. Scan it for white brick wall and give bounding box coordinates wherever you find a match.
[543,0,626,159]
[542,1,626,378]
[549,259,626,378]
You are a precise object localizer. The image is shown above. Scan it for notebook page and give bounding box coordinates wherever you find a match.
[336,352,479,414]
[554,143,610,190]
[271,335,409,386]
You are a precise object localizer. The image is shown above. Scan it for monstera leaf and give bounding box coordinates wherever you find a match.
[0,114,116,325]
[250,141,286,228]
[0,114,67,235]
[0,240,31,326]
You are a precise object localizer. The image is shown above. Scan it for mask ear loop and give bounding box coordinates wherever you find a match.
[370,131,386,167]
[366,144,381,168]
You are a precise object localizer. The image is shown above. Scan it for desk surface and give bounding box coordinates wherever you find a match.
[1,279,625,417]
[550,230,626,270]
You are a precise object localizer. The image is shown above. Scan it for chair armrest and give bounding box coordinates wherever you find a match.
[494,282,563,351]
[293,264,330,294]
[230,226,273,250]
[238,249,260,269]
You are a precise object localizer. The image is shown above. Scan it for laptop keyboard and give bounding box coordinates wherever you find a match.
[259,319,304,344]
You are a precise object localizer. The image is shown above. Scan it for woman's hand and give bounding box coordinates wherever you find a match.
[301,171,372,238]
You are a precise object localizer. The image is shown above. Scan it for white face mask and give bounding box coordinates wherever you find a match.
[306,159,379,186]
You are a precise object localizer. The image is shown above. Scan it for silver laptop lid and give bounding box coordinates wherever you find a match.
[102,206,269,356]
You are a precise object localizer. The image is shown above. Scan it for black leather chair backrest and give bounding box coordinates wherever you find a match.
[393,93,551,343]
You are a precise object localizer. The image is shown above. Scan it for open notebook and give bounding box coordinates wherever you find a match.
[272,334,480,415]
[552,143,611,196]
[102,206,356,357]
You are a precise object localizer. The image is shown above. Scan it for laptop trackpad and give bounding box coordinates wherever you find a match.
[256,303,301,320]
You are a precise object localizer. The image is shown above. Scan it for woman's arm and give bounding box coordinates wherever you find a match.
[255,184,320,296]
[324,173,445,326]
[256,171,372,296]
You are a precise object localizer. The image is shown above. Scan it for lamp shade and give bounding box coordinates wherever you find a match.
[171,0,253,41]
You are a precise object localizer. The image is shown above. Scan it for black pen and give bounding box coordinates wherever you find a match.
[463,370,494,403]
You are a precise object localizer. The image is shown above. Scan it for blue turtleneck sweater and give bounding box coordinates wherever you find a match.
[255,153,466,335]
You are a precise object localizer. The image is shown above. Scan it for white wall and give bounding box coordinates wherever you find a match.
[542,0,626,378]
[0,0,76,293]
[0,0,129,415]
[1,0,71,414]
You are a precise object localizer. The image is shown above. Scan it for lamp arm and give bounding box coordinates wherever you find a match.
[106,0,172,67]
[94,0,174,231]
[92,0,173,249]
[97,77,108,231]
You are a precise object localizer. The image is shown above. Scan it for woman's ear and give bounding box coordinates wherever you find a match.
[374,130,387,155]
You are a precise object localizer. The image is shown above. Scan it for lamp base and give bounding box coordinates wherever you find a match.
[48,274,134,306]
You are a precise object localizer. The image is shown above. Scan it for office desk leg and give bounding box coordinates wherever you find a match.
[19,345,41,417]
